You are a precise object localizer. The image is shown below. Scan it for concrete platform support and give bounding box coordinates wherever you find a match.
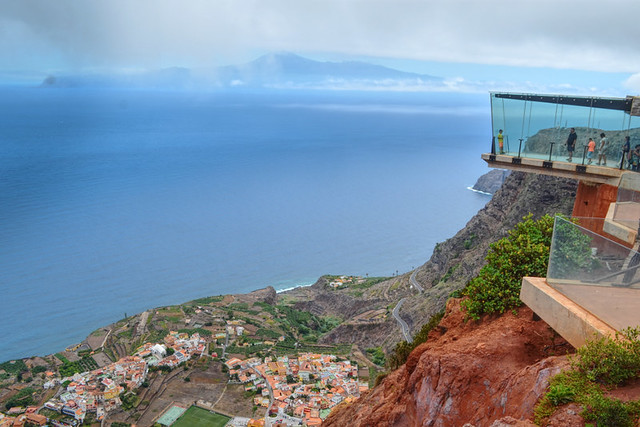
[520,277,617,349]
[572,181,618,234]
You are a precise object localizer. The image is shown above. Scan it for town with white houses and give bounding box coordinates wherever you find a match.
[226,352,367,426]
[0,325,366,427]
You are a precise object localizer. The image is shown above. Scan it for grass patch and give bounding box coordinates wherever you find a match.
[54,353,70,364]
[228,303,249,311]
[256,328,282,340]
[189,295,225,305]
[172,406,231,427]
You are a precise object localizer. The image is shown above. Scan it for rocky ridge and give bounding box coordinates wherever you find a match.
[322,171,589,426]
[293,171,578,355]
[323,299,572,427]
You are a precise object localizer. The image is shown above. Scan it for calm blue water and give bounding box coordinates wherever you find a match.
[0,88,491,362]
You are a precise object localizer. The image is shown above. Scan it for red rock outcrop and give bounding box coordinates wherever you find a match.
[324,299,572,427]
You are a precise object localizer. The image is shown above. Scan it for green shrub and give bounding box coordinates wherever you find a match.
[573,327,640,385]
[30,365,47,374]
[535,328,640,425]
[546,383,576,406]
[373,372,388,387]
[5,387,35,409]
[365,347,386,366]
[461,214,555,320]
[583,395,636,427]
[0,360,27,375]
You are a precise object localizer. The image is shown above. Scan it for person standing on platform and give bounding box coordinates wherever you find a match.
[621,135,631,169]
[497,129,505,154]
[632,145,640,172]
[597,132,609,166]
[566,128,577,162]
[587,138,596,164]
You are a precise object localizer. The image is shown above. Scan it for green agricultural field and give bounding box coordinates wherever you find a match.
[172,406,230,427]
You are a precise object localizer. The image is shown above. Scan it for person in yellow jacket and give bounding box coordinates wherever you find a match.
[497,129,504,154]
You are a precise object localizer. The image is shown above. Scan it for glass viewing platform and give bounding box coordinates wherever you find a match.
[484,92,640,183]
[546,216,640,332]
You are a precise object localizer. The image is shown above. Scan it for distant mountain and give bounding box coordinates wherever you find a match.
[41,53,443,91]
[211,52,442,89]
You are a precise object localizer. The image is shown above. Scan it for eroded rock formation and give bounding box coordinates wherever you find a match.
[324,299,572,426]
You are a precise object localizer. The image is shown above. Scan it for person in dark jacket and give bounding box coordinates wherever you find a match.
[566,128,577,162]
[621,135,631,169]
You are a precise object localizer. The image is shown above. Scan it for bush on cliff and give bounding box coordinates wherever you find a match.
[535,327,640,426]
[461,214,555,320]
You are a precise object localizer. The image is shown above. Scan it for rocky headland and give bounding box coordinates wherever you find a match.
[471,169,511,194]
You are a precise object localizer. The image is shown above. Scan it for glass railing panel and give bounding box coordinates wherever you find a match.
[547,216,638,288]
[489,92,639,170]
[546,216,640,330]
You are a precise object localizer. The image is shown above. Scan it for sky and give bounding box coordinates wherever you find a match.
[2,0,640,95]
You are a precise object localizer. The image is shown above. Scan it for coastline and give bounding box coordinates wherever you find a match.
[275,282,315,294]
[466,186,493,196]
[1,279,320,364]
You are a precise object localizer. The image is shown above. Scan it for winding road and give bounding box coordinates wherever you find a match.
[392,298,412,342]
[409,269,424,293]
[392,269,426,342]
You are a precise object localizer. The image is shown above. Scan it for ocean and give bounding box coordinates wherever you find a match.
[0,87,491,362]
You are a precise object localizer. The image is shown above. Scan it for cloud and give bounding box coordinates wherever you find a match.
[2,0,640,77]
[624,73,640,93]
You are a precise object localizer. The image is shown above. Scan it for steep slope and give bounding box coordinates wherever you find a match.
[286,171,578,353]
[323,299,572,427]
[401,171,577,338]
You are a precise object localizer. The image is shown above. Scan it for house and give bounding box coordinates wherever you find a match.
[151,343,167,358]
[25,413,46,426]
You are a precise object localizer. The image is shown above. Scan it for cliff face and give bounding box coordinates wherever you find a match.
[284,171,579,354]
[323,171,581,426]
[402,171,578,336]
[323,299,572,427]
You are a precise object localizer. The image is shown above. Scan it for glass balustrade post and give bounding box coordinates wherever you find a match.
[518,139,523,158]
[548,142,555,161]
[582,146,587,165]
